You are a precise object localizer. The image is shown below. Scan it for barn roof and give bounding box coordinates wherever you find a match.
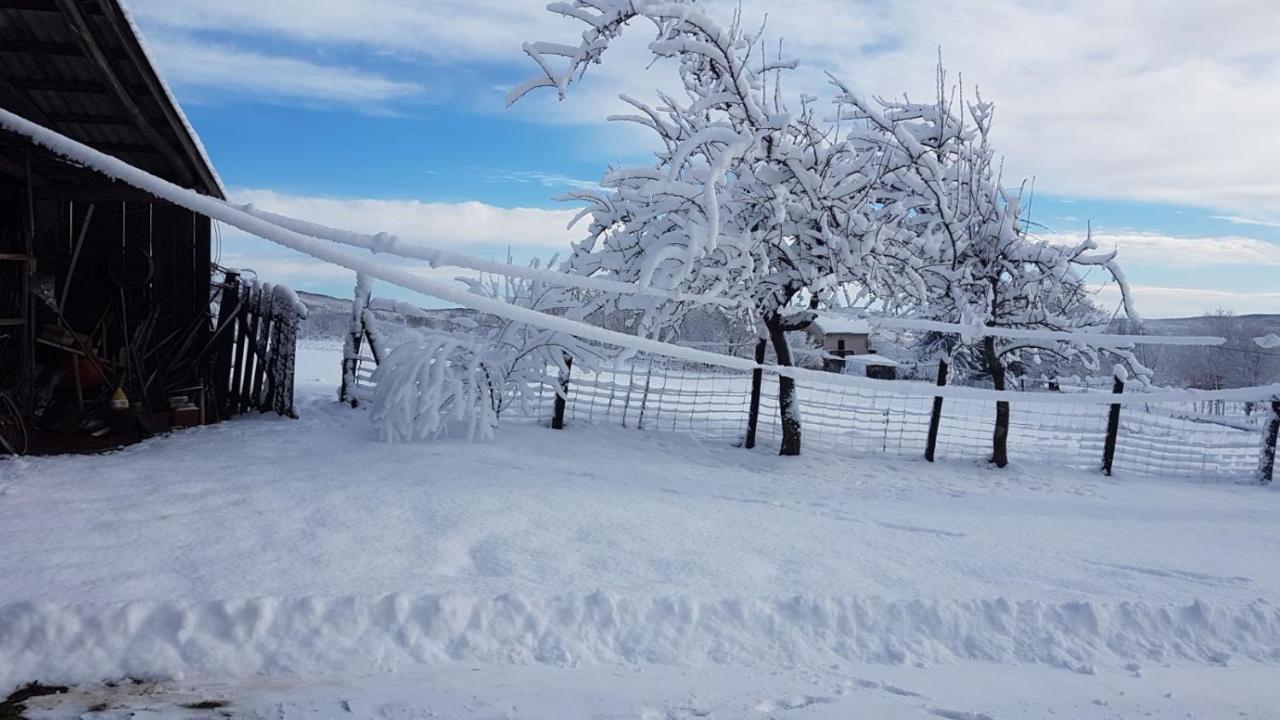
[0,0,223,200]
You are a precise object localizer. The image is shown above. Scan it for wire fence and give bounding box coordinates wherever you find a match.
[526,357,1278,483]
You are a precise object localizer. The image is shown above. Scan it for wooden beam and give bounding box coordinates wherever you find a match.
[52,0,193,185]
[0,71,53,126]
[47,111,131,125]
[0,40,125,58]
[0,0,102,12]
[93,141,161,155]
[0,152,48,185]
[10,77,145,94]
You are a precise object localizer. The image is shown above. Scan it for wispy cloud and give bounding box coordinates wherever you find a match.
[230,188,582,249]
[215,187,585,300]
[146,35,422,107]
[484,170,601,191]
[1046,230,1280,267]
[1210,215,1280,230]
[1094,284,1280,319]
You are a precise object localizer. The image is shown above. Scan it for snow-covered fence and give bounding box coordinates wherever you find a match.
[536,358,1276,483]
[210,271,305,420]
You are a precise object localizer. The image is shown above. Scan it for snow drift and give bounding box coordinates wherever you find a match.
[3,593,1278,691]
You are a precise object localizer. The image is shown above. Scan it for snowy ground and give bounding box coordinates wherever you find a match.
[2,338,1278,718]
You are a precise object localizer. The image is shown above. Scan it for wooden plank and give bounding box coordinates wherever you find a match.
[250,292,274,410]
[209,271,239,420]
[238,286,262,410]
[228,284,252,416]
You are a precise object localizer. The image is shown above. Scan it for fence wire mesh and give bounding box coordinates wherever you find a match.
[526,357,1275,483]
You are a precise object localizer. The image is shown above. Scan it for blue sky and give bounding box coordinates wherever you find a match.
[128,0,1280,319]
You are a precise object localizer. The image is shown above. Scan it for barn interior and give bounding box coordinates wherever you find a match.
[0,0,226,453]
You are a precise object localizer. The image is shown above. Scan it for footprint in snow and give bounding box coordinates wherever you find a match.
[753,694,833,713]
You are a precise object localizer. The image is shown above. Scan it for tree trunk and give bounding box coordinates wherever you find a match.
[766,316,801,456]
[983,336,1009,468]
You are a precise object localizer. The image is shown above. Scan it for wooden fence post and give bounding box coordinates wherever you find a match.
[1259,399,1280,485]
[744,337,766,449]
[925,359,948,462]
[1102,369,1126,476]
[551,355,573,429]
[638,362,653,430]
[211,271,240,420]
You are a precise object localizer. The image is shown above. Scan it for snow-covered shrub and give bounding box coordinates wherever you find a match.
[370,333,502,442]
[368,257,604,444]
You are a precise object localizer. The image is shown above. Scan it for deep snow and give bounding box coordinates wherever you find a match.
[2,339,1278,717]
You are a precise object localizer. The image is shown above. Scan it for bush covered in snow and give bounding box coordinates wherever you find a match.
[370,333,502,442]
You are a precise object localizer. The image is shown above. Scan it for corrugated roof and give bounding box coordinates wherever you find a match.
[0,0,221,198]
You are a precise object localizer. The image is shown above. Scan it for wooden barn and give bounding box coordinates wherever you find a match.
[0,0,299,454]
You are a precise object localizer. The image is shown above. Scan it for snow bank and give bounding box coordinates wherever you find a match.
[3,594,1277,691]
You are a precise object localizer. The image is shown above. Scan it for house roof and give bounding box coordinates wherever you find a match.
[0,0,223,200]
[810,313,873,336]
[840,353,899,367]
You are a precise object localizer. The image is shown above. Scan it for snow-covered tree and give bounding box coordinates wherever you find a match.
[831,67,1144,466]
[509,0,925,455]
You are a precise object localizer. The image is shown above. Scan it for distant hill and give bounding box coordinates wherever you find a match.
[1139,314,1280,335]
[296,291,481,339]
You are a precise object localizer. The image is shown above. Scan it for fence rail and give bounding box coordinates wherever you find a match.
[530,358,1278,484]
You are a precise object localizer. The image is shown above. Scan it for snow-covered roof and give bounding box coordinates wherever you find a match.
[840,353,899,367]
[810,314,872,336]
[1255,333,1280,350]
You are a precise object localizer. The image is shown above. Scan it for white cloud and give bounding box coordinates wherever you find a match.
[130,0,1280,221]
[231,188,582,249]
[1046,230,1280,267]
[213,189,581,299]
[217,248,481,292]
[127,0,561,62]
[1094,284,1280,319]
[146,35,422,106]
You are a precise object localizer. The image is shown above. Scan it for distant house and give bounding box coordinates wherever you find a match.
[808,314,898,379]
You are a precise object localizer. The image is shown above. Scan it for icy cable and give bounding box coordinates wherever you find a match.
[233,205,743,310]
[3,107,1277,408]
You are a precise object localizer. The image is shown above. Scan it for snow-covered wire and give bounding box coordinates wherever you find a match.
[234,204,743,309]
[3,107,1275,408]
[826,312,1228,347]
